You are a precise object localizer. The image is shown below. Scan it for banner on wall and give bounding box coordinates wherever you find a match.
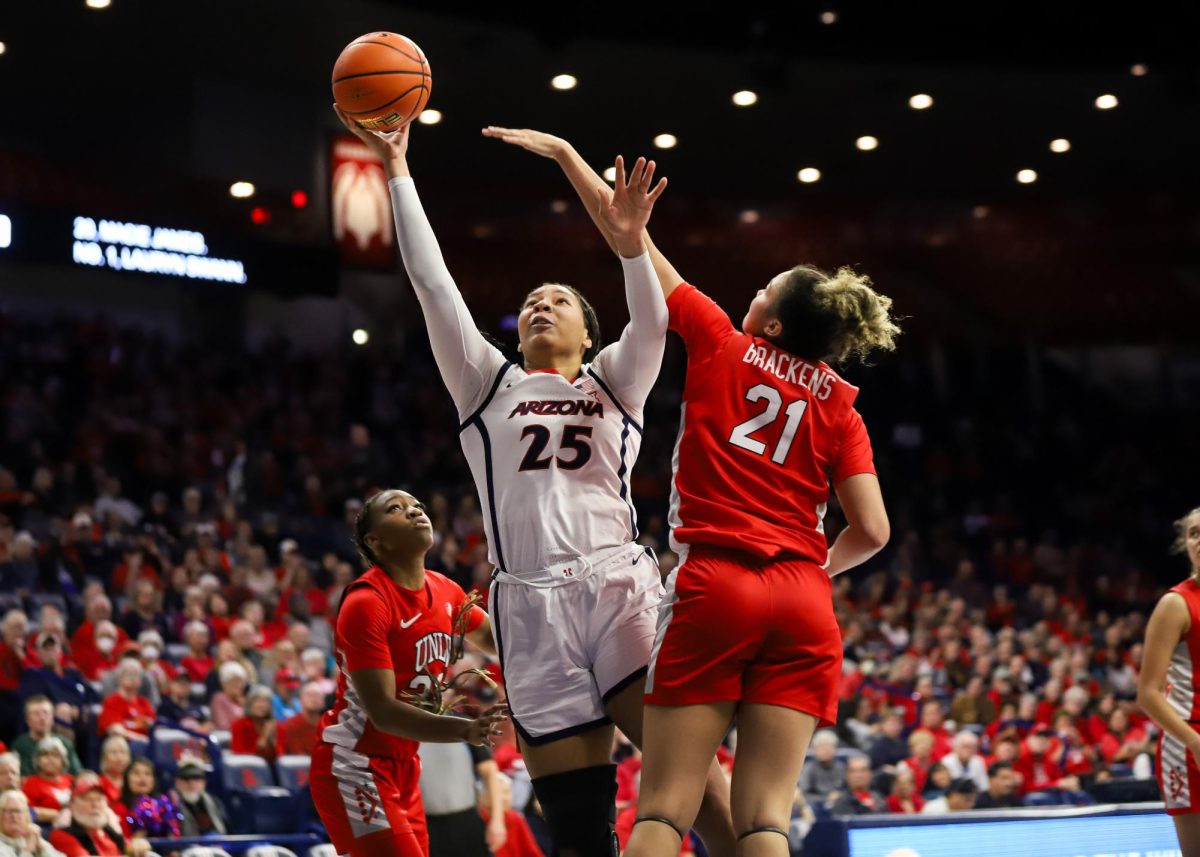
[330,134,395,270]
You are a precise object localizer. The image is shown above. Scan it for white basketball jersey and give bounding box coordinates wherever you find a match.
[459,361,643,573]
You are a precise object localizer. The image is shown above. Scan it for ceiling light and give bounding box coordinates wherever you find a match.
[417,109,442,125]
[739,210,760,224]
[856,135,879,151]
[229,182,255,199]
[1130,63,1148,77]
[797,168,821,184]
[1016,169,1038,184]
[352,329,369,346]
[654,133,677,149]
[1049,138,1071,153]
[820,10,837,24]
[0,42,7,56]
[85,0,111,8]
[603,166,616,182]
[732,90,758,107]
[909,93,933,110]
[551,74,577,91]
[1095,94,1118,110]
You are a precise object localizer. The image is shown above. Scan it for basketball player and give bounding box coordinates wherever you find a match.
[485,126,898,857]
[1139,506,1200,856]
[333,109,734,857]
[309,489,507,857]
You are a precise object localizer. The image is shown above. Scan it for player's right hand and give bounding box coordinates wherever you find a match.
[333,104,412,163]
[464,702,509,747]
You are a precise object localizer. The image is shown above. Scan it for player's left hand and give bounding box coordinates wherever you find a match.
[596,156,667,244]
[480,126,567,160]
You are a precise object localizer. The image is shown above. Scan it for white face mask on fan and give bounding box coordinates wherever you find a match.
[97,638,116,654]
[141,647,160,661]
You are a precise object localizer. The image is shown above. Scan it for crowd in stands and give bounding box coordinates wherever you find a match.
[0,311,1195,855]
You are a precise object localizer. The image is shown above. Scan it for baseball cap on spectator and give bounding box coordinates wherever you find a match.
[176,754,211,778]
[72,775,106,798]
[275,669,301,687]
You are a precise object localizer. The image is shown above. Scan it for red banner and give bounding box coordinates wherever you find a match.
[330,134,394,270]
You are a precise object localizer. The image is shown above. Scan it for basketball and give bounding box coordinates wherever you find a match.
[332,32,432,132]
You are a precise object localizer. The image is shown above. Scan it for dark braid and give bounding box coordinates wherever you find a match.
[563,285,603,364]
[352,492,386,568]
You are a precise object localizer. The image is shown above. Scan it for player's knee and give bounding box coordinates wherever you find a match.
[531,764,619,857]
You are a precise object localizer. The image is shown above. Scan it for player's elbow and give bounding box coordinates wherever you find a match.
[860,516,890,551]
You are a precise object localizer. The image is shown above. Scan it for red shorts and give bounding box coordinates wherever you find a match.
[1158,731,1200,815]
[645,546,841,725]
[310,740,428,857]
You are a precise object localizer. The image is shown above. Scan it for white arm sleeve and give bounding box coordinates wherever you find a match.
[589,251,668,413]
[388,176,507,418]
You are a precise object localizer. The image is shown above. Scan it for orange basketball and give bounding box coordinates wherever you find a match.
[332,32,432,133]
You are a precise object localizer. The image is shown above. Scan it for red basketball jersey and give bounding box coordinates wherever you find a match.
[1165,578,1200,722]
[318,567,484,760]
[666,283,876,563]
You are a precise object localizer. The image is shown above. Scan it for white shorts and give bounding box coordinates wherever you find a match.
[488,542,663,745]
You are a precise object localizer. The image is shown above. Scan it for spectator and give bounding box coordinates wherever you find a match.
[227,621,263,676]
[115,757,180,840]
[898,730,936,794]
[96,662,154,742]
[205,640,256,700]
[922,762,951,800]
[921,777,978,814]
[49,774,147,857]
[96,738,130,807]
[171,759,227,837]
[132,632,173,705]
[209,662,248,731]
[1014,727,1080,796]
[0,533,39,599]
[867,709,908,769]
[269,669,302,721]
[912,700,954,760]
[21,737,74,823]
[886,767,925,814]
[276,681,324,757]
[69,598,127,674]
[177,622,213,683]
[0,788,65,857]
[156,674,211,734]
[800,730,845,809]
[939,730,989,792]
[420,742,506,857]
[119,581,168,644]
[477,773,542,857]
[230,686,277,764]
[299,647,335,697]
[950,676,997,726]
[0,611,29,742]
[1097,708,1152,770]
[830,756,886,815]
[75,622,119,684]
[17,638,91,741]
[12,697,81,777]
[0,755,19,794]
[974,761,1022,809]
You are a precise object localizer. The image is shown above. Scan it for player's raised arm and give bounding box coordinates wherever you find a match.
[334,106,505,417]
[482,127,687,299]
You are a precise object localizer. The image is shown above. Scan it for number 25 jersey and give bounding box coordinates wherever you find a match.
[666,283,877,563]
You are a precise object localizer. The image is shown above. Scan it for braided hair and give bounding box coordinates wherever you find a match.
[352,491,388,569]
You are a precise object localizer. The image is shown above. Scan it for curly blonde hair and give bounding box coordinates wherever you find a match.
[1171,507,1200,557]
[771,265,902,364]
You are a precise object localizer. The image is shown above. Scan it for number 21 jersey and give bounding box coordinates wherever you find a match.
[666,283,877,563]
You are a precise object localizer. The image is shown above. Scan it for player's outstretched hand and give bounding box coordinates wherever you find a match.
[333,104,412,165]
[481,126,567,160]
[464,702,509,747]
[597,155,667,246]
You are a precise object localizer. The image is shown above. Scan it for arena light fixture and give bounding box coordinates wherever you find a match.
[1131,63,1148,77]
[732,90,758,107]
[551,74,578,91]
[1095,93,1119,110]
[603,166,617,182]
[417,109,442,125]
[1016,169,1038,184]
[973,205,989,220]
[85,0,111,8]
[797,167,822,184]
[654,133,678,149]
[0,42,7,56]
[820,10,837,24]
[229,182,255,199]
[856,135,879,151]
[352,329,370,346]
[739,210,760,224]
[550,200,569,214]
[909,93,934,110]
[1049,138,1071,153]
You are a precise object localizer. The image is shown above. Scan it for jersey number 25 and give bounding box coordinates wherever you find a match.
[519,425,594,471]
[728,383,808,465]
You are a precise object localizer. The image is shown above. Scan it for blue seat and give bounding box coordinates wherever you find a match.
[1022,790,1063,807]
[275,755,311,792]
[246,787,298,835]
[222,753,275,791]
